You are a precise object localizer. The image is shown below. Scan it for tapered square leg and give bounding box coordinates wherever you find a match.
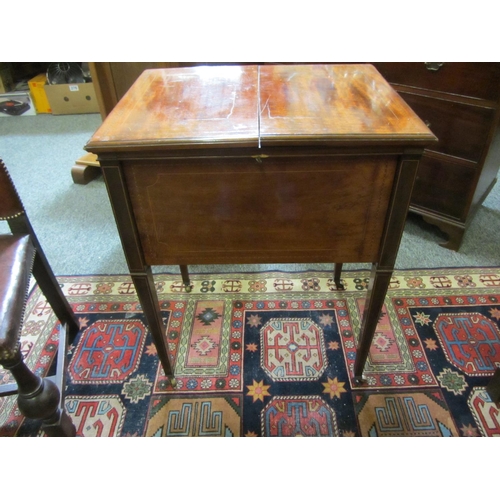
[131,269,176,385]
[334,263,344,290]
[100,162,176,386]
[180,265,192,292]
[352,156,421,383]
[353,264,393,383]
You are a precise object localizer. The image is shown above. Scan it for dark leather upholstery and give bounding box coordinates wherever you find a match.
[0,163,25,219]
[0,234,36,361]
[0,159,79,435]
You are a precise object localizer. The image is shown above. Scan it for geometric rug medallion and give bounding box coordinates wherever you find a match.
[2,268,500,437]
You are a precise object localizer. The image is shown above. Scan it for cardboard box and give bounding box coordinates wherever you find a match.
[28,73,51,113]
[44,82,99,114]
[0,91,36,117]
[0,65,14,93]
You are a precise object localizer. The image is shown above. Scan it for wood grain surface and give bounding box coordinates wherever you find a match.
[259,64,434,145]
[123,155,397,265]
[87,65,260,150]
[86,64,436,152]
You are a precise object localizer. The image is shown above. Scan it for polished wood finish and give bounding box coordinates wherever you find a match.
[99,159,175,380]
[123,155,396,265]
[397,91,495,163]
[353,155,421,376]
[88,64,433,152]
[373,62,500,103]
[1,344,75,436]
[258,65,432,145]
[88,62,255,119]
[89,62,180,119]
[373,62,500,250]
[411,154,476,221]
[88,66,260,151]
[86,64,435,381]
[88,62,500,252]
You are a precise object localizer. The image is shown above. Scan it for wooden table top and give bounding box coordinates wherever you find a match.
[86,64,436,152]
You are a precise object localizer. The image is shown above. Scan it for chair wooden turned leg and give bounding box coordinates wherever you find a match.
[0,349,76,437]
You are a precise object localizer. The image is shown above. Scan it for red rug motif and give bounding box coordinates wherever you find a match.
[1,268,499,437]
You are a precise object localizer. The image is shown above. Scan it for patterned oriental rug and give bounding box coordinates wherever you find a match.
[1,268,500,437]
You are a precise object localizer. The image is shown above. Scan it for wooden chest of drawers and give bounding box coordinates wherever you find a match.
[373,63,500,250]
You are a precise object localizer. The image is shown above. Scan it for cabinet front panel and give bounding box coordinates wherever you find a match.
[123,155,397,265]
[410,155,476,220]
[399,92,494,163]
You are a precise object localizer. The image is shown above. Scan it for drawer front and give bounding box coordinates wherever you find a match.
[374,62,500,101]
[411,155,476,220]
[399,91,494,162]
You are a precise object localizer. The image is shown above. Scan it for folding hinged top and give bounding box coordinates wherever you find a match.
[86,64,437,153]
